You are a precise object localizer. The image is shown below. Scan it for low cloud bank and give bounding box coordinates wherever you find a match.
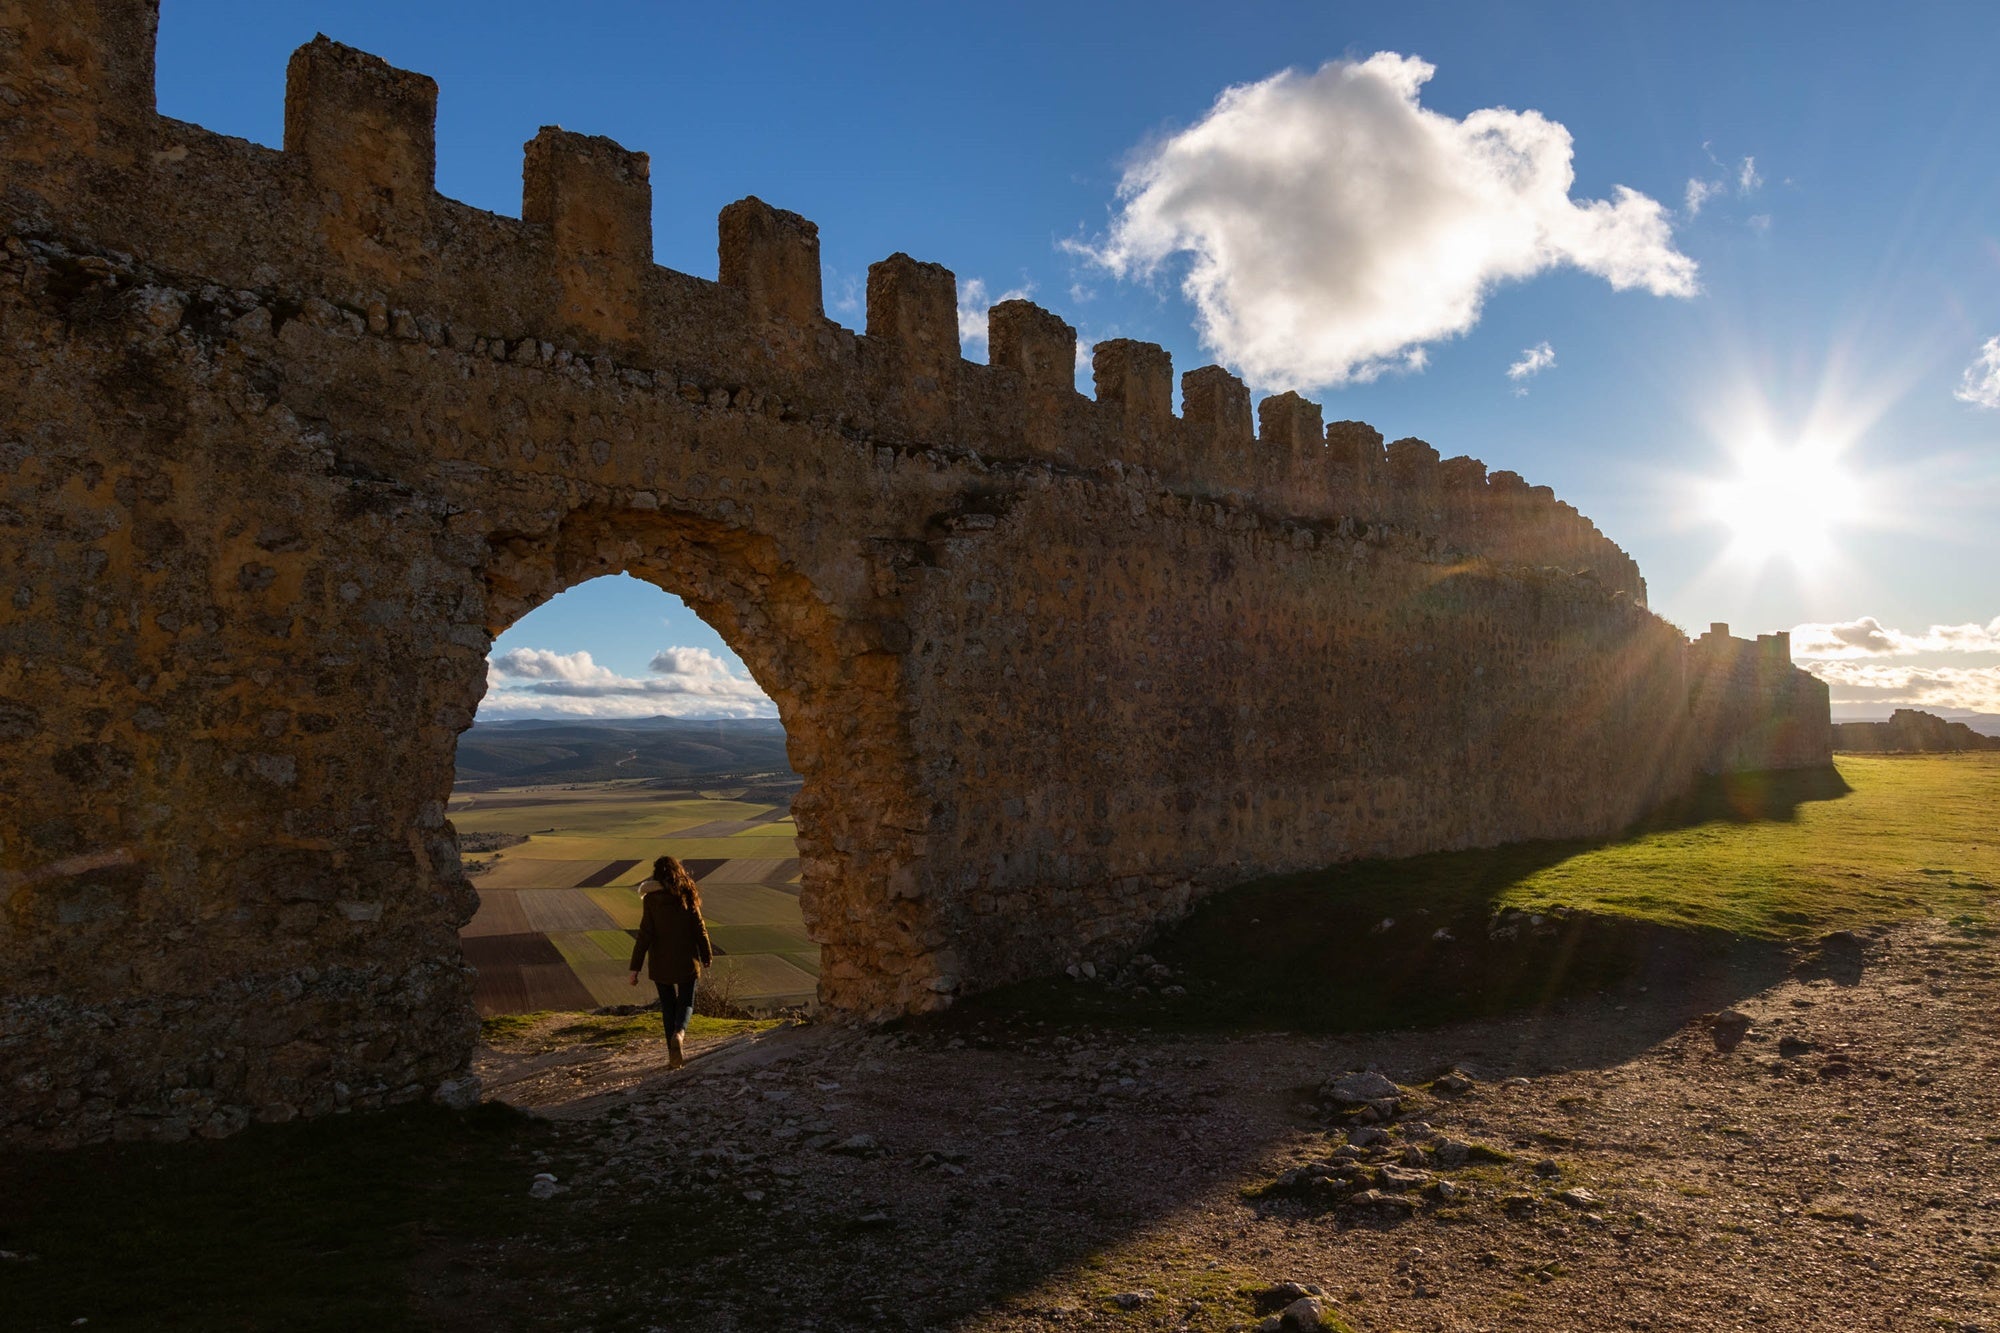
[1792,614,2000,716]
[1075,52,1696,389]
[1804,661,2000,716]
[1790,616,2000,660]
[481,646,775,720]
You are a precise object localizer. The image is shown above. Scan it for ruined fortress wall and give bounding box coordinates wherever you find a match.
[0,4,1823,1145]
[1686,626,1834,775]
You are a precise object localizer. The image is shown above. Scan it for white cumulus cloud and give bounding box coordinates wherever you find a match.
[1507,340,1556,384]
[1074,52,1697,389]
[1955,336,2000,410]
[483,645,775,720]
[490,647,619,683]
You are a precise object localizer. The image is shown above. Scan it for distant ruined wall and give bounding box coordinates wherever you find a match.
[1833,709,2000,754]
[0,2,1827,1146]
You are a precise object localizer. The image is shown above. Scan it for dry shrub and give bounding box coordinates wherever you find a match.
[693,964,756,1020]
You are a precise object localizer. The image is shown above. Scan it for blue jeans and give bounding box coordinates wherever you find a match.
[658,978,696,1036]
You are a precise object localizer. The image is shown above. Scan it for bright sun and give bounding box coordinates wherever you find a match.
[1702,437,1863,569]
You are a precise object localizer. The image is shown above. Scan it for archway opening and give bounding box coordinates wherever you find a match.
[451,573,815,1053]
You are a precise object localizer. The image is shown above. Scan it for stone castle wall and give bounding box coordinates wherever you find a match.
[0,2,1827,1146]
[1686,626,1833,774]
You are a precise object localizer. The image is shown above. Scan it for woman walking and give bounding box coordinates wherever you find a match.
[627,855,713,1069]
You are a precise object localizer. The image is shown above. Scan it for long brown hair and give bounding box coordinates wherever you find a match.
[651,855,701,915]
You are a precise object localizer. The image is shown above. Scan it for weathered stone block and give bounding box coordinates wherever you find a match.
[522,127,651,348]
[718,196,822,325]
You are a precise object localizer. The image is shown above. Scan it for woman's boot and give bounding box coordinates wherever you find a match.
[667,1031,685,1069]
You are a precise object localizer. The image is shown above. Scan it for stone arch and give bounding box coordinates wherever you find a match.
[448,502,939,1017]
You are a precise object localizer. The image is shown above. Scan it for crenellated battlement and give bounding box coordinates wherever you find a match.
[0,4,1646,602]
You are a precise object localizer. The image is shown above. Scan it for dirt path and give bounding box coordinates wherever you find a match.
[462,917,2000,1331]
[473,1015,773,1112]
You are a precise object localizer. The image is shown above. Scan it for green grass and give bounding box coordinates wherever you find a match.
[957,756,1999,1035]
[1497,755,1998,937]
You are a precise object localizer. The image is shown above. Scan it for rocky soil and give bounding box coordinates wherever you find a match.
[461,918,2000,1331]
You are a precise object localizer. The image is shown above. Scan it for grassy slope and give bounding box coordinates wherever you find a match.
[1500,755,1997,936]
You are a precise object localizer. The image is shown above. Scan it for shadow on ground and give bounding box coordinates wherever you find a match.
[948,766,1856,1055]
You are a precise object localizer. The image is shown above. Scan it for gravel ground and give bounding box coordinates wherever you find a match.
[469,916,2000,1331]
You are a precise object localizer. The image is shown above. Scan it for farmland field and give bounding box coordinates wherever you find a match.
[450,780,810,1015]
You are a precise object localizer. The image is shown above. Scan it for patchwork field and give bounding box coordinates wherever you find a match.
[450,782,811,1015]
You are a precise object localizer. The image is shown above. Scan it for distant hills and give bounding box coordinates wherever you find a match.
[454,716,797,789]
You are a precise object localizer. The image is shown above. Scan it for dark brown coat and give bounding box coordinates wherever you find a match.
[628,884,713,984]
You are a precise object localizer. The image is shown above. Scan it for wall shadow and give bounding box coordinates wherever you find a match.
[948,765,1856,1055]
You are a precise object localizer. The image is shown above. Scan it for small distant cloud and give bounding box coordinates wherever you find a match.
[956,277,1033,357]
[1684,178,1722,217]
[1955,336,2000,409]
[1684,150,1763,219]
[828,269,862,318]
[1506,341,1556,388]
[1070,52,1695,390]
[483,645,774,719]
[1747,214,1772,234]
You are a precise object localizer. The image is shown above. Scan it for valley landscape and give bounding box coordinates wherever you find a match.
[450,718,810,1015]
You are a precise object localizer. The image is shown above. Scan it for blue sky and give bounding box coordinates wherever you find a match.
[155,2,2000,721]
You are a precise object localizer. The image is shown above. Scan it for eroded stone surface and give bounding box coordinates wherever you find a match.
[0,2,1828,1145]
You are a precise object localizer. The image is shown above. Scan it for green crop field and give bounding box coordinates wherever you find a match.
[455,781,810,1015]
